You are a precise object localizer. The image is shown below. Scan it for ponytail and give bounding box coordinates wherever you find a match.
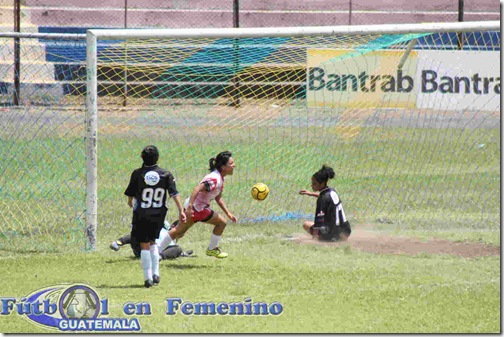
[208,151,232,172]
[312,165,335,184]
[208,157,217,172]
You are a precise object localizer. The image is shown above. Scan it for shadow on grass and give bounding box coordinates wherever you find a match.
[105,257,201,265]
[163,263,209,270]
[104,257,139,264]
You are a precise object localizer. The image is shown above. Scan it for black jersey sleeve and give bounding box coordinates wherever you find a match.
[166,172,179,198]
[124,170,138,197]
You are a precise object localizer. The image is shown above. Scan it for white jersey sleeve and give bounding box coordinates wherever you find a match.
[193,170,224,211]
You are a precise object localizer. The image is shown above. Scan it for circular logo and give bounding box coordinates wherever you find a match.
[58,285,100,319]
[144,171,160,186]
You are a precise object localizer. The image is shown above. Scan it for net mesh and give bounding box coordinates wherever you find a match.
[0,28,500,254]
[0,37,86,254]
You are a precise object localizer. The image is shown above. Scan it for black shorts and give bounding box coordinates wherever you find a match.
[310,221,351,242]
[131,211,166,243]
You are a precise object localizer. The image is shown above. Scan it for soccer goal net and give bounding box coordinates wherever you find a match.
[0,21,499,254]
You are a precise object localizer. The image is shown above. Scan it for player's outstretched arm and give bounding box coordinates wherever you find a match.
[186,183,206,218]
[215,193,237,223]
[299,190,319,198]
[172,194,187,223]
[127,196,134,207]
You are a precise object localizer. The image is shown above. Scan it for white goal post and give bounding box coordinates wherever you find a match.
[85,21,500,251]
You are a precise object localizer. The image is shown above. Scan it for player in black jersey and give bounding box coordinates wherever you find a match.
[124,145,186,288]
[299,165,351,242]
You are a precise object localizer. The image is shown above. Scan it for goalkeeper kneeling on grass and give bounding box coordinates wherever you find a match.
[110,220,193,259]
[299,165,351,242]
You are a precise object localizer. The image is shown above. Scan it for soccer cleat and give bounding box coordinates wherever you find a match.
[144,279,154,288]
[205,247,228,259]
[109,240,122,251]
[180,250,194,257]
[153,275,160,285]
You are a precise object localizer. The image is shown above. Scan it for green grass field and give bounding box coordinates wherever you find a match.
[0,104,500,332]
[0,221,500,333]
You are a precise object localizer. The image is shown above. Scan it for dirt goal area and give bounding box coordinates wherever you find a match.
[291,226,500,258]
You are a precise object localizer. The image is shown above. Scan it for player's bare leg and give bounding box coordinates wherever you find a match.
[171,219,195,240]
[157,219,194,252]
[205,212,228,258]
[303,221,314,235]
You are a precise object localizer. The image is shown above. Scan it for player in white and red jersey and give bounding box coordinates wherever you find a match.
[158,151,237,259]
[191,169,225,221]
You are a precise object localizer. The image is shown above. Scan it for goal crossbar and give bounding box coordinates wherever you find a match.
[88,21,500,40]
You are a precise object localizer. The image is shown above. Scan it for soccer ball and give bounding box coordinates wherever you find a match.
[251,183,269,201]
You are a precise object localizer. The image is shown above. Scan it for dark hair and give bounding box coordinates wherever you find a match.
[312,165,335,184]
[141,145,159,166]
[209,151,232,172]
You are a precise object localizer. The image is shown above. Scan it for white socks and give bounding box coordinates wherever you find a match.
[140,250,152,281]
[208,233,221,250]
[150,244,160,277]
[158,232,174,252]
